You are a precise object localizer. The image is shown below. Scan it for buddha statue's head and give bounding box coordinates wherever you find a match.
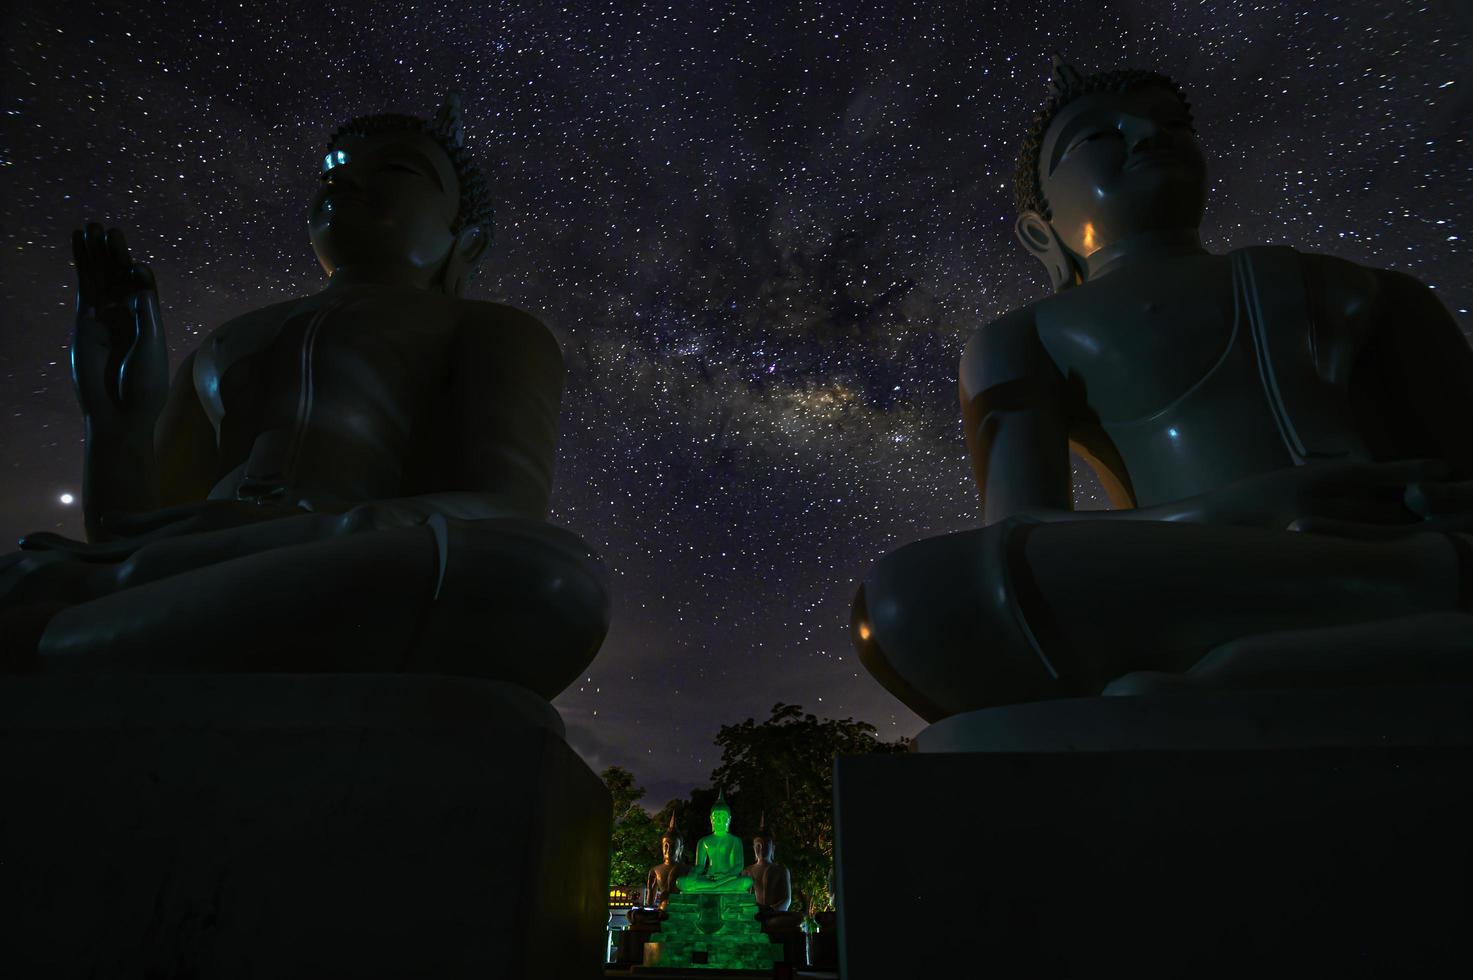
[752,812,776,863]
[1013,55,1205,290]
[709,792,733,835]
[660,816,685,864]
[309,93,493,297]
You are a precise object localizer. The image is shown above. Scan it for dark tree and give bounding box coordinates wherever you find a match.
[709,703,907,913]
[602,766,663,891]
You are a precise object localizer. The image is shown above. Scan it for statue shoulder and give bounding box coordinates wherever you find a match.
[1297,251,1383,325]
[1296,251,1405,386]
[194,295,311,395]
[199,296,306,348]
[454,300,563,359]
[959,305,1046,401]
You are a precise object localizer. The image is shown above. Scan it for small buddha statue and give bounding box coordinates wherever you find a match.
[852,56,1473,721]
[743,816,803,931]
[674,792,753,895]
[629,816,691,926]
[0,94,609,692]
[647,815,692,909]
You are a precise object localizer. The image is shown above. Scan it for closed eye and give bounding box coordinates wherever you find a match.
[1065,130,1116,156]
[381,163,427,177]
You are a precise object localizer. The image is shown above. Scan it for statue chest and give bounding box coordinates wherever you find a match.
[652,863,683,891]
[1035,261,1240,426]
[750,865,783,902]
[701,837,744,871]
[198,297,456,503]
[1034,249,1375,506]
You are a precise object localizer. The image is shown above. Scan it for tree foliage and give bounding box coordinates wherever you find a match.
[602,766,663,892]
[707,703,907,913]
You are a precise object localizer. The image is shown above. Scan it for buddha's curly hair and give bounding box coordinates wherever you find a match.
[328,112,494,275]
[1013,69,1193,220]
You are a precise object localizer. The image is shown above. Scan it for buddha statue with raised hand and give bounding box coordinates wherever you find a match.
[0,94,609,691]
[675,792,754,895]
[853,57,1473,720]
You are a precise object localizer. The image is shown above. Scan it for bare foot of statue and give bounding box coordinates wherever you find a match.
[852,57,1473,722]
[1,96,609,695]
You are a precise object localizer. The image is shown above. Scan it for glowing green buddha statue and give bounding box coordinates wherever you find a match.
[675,793,754,895]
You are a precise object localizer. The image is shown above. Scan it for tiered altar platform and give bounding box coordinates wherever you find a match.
[641,892,782,970]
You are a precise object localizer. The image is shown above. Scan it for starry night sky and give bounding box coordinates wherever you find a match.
[3,0,1470,805]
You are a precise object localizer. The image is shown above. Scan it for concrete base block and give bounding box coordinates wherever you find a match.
[835,685,1473,978]
[0,674,611,980]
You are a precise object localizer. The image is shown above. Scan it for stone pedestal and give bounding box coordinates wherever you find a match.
[834,685,1473,978]
[0,674,611,980]
[643,892,782,970]
[760,920,806,967]
[618,914,662,965]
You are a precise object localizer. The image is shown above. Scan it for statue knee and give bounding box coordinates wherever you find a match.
[854,521,1067,721]
[1,550,99,606]
[411,517,611,698]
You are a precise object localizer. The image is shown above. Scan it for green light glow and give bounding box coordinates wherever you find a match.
[643,893,782,970]
[643,795,781,969]
[675,805,752,895]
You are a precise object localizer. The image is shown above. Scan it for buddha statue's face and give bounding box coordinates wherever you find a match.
[710,808,731,834]
[753,836,772,863]
[1037,85,1207,261]
[308,129,463,284]
[661,836,675,863]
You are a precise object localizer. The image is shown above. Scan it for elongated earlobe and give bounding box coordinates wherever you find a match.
[441,226,486,297]
[1014,211,1081,292]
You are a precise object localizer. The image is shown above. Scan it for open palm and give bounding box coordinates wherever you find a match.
[71,223,168,421]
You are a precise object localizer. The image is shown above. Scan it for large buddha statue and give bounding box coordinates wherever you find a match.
[0,95,609,692]
[852,57,1473,721]
[675,792,753,895]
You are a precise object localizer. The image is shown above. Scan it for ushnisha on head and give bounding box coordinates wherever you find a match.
[1013,55,1207,290]
[308,93,494,297]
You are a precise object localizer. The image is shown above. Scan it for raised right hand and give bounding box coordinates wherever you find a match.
[71,223,168,423]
